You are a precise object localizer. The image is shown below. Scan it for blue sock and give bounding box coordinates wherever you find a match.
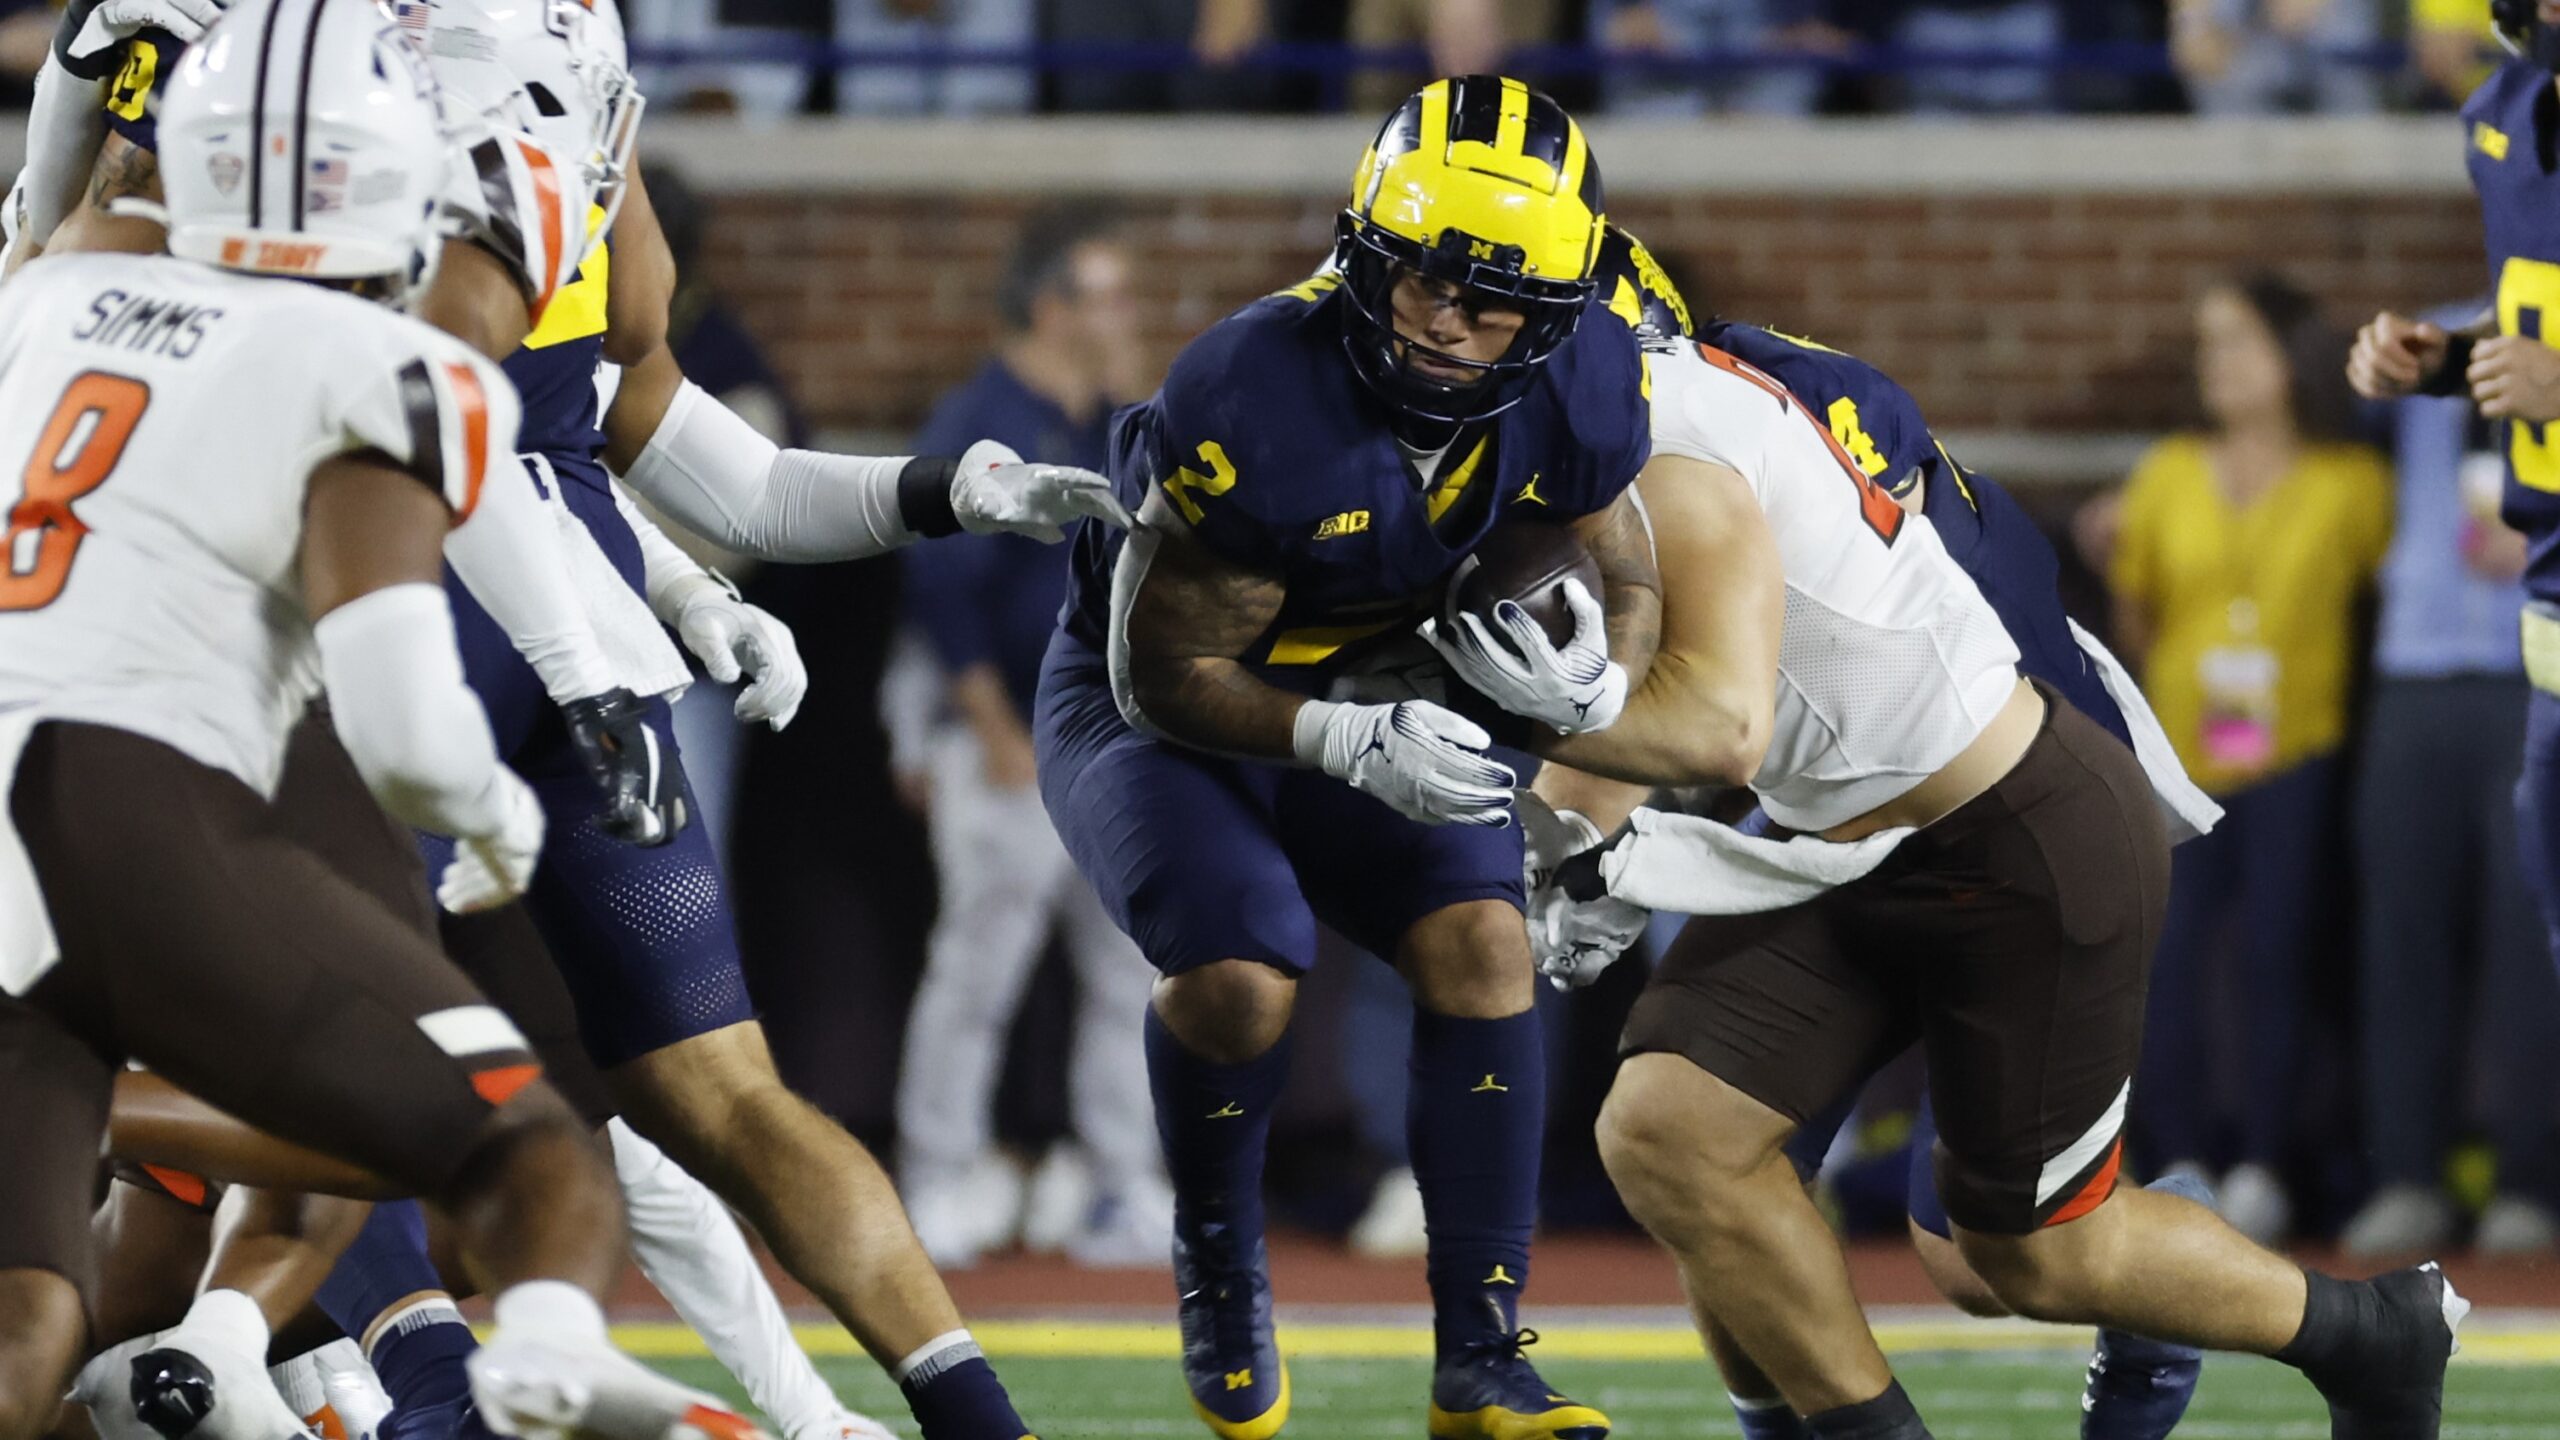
[1804,1379,1929,1439]
[1145,1008,1291,1262]
[1732,1393,1815,1440]
[2082,1175,2209,1440]
[1408,1007,1545,1361]
[899,1337,1034,1440]
[314,1202,442,1339]
[315,1202,485,1440]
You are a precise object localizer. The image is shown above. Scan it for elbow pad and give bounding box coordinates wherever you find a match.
[622,379,919,562]
[313,584,516,839]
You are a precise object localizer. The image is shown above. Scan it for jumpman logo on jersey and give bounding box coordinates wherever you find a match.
[1515,473,1547,506]
[1472,1074,1508,1093]
[1484,1264,1519,1286]
[1207,1101,1245,1119]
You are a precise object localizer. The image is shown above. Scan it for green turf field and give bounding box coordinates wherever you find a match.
[644,1342,2560,1439]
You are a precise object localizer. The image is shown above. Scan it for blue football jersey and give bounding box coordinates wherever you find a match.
[1688,318,2130,747]
[1059,275,1651,688]
[501,223,614,494]
[2465,58,2560,603]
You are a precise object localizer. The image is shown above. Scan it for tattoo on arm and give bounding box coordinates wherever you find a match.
[1577,487,1663,686]
[1119,507,1300,760]
[86,136,158,208]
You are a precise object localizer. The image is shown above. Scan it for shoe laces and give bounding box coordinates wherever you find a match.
[1457,1326,1543,1371]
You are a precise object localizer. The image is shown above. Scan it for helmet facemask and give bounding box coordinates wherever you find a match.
[1333,213,1594,430]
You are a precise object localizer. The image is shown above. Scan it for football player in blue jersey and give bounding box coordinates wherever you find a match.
[1034,76,1661,1440]
[1592,226,2224,1440]
[2352,3,2560,1079]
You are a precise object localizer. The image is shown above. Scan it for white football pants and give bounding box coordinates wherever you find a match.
[896,729,1157,1186]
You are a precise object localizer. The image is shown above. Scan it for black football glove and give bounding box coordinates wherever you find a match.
[561,688,687,847]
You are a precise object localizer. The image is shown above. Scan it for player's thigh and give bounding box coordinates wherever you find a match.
[86,1174,216,1348]
[269,708,436,934]
[502,703,755,1070]
[1272,765,1526,966]
[12,724,548,1201]
[1036,705,1319,978]
[439,903,618,1131]
[1621,904,1908,1136]
[0,991,114,1334]
[1907,702,2168,1237]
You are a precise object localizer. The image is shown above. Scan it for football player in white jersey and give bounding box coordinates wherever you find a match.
[0,7,764,1440]
[1443,336,2470,1439]
[13,6,1114,1440]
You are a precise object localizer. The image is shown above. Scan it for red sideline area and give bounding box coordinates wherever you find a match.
[605,1229,2560,1318]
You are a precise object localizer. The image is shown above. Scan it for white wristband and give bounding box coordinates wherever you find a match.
[1290,698,1341,769]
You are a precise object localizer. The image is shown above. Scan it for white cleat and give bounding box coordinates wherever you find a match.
[127,1328,315,1440]
[73,1335,169,1440]
[783,1413,900,1440]
[467,1336,770,1440]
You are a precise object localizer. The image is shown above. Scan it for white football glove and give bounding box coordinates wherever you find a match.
[1515,789,1648,990]
[64,0,225,66]
[950,437,1133,543]
[1423,577,1627,735]
[658,570,807,730]
[436,771,545,914]
[1292,698,1517,827]
[1529,883,1650,991]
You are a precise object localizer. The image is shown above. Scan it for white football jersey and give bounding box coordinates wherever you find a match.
[1644,340,2020,832]
[0,252,519,797]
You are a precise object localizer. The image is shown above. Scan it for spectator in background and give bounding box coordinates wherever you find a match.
[2343,301,2560,1260]
[1587,0,1851,115]
[1851,0,2065,113]
[889,202,1169,1269]
[837,0,1036,113]
[1047,0,1274,111]
[1348,0,1556,113]
[2169,0,2383,113]
[2408,0,2498,107]
[2105,274,2392,1245]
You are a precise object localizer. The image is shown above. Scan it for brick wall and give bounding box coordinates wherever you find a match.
[696,189,2487,443]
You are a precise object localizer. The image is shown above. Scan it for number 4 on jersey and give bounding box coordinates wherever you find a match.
[2,372,150,611]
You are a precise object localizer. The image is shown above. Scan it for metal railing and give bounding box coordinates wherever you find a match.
[629,37,2414,110]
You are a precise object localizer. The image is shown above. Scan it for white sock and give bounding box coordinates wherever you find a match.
[893,1330,980,1389]
[267,1353,326,1422]
[490,1280,608,1346]
[611,1119,847,1436]
[363,1296,468,1361]
[176,1290,272,1358]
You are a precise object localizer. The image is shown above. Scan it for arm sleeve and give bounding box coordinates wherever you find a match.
[313,583,520,839]
[612,483,719,620]
[14,52,108,252]
[440,457,621,703]
[341,341,619,704]
[618,377,928,561]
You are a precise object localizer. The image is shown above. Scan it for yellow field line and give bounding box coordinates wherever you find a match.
[609,1320,2560,1367]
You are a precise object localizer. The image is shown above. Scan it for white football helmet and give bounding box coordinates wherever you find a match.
[409,0,645,252]
[157,0,450,302]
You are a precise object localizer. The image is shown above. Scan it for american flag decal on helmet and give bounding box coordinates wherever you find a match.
[392,0,429,40]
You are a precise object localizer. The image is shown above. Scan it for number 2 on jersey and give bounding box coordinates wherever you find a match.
[1,372,150,611]
[2500,257,2560,494]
